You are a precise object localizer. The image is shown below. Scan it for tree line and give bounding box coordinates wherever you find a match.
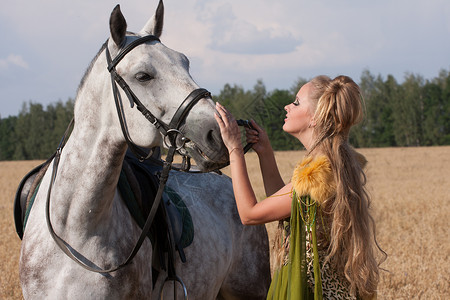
[1,69,449,161]
[0,100,74,160]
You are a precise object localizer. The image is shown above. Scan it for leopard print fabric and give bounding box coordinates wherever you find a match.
[306,239,357,299]
[275,220,357,299]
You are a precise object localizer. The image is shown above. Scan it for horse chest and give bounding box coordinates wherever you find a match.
[19,188,154,299]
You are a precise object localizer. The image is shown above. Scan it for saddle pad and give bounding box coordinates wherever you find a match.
[22,182,41,234]
[118,168,194,249]
[163,186,194,249]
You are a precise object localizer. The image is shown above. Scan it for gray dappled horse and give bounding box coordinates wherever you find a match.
[18,1,270,298]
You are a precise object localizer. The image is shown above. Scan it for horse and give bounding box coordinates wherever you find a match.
[18,1,270,298]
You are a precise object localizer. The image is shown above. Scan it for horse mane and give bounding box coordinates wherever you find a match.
[76,32,139,99]
[75,43,107,99]
[76,42,108,98]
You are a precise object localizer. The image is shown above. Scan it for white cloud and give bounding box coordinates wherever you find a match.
[193,1,301,55]
[0,54,29,70]
[209,16,301,55]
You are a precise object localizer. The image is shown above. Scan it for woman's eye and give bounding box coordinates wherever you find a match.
[293,99,300,106]
[135,72,153,82]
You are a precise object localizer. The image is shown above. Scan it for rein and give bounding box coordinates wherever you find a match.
[45,118,169,272]
[46,119,162,274]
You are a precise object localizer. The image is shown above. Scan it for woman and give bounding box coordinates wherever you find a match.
[214,75,384,299]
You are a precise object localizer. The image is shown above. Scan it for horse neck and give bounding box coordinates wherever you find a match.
[51,56,128,232]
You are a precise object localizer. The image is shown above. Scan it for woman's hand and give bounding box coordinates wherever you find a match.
[214,102,242,152]
[245,120,271,155]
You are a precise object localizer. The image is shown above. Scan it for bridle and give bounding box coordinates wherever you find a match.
[105,34,212,167]
[45,34,253,297]
[105,35,253,166]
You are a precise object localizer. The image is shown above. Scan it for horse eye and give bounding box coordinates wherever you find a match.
[135,72,153,82]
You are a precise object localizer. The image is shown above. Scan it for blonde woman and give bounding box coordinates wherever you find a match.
[215,75,385,299]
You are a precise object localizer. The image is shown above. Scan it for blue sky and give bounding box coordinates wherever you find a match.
[1,0,449,117]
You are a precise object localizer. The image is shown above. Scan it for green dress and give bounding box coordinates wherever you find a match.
[267,155,358,300]
[267,193,322,300]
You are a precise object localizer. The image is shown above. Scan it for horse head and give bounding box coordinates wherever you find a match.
[100,0,228,171]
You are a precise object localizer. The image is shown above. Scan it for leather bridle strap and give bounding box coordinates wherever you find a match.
[165,88,211,147]
[168,88,211,130]
[105,35,168,160]
[107,35,161,71]
[105,35,211,161]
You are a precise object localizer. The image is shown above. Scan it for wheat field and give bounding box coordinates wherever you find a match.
[1,146,449,299]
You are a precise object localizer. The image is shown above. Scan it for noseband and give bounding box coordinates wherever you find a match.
[105,34,211,163]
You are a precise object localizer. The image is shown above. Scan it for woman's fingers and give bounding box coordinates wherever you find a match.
[245,127,259,136]
[215,102,234,126]
[245,130,259,143]
[250,119,264,132]
[215,102,243,151]
[214,111,224,126]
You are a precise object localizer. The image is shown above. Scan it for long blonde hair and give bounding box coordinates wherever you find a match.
[308,75,385,298]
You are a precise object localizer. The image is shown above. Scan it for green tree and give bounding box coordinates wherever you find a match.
[355,70,396,147]
[240,79,268,122]
[262,89,301,150]
[290,77,309,96]
[2,99,75,160]
[432,69,450,144]
[27,103,52,158]
[392,74,424,146]
[214,83,254,119]
[52,99,75,147]
[0,116,18,160]
[422,81,443,145]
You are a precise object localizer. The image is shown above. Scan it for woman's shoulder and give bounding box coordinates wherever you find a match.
[291,155,335,203]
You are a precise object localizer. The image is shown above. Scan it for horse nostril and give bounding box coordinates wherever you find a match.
[207,130,215,143]
[207,129,224,147]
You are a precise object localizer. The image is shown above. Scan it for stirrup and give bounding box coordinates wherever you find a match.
[159,275,188,300]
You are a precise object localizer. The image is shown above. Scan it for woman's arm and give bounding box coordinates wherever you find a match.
[246,120,285,196]
[229,148,292,224]
[215,102,292,225]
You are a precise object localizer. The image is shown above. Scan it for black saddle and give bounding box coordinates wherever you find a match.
[120,150,190,264]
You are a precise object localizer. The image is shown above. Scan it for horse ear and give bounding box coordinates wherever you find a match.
[109,5,127,47]
[140,0,164,37]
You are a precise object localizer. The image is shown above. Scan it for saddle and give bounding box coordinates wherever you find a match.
[14,149,193,267]
[119,150,193,264]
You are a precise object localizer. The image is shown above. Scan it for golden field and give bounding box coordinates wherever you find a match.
[1,146,449,299]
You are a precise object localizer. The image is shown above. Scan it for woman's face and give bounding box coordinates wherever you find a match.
[283,82,316,137]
